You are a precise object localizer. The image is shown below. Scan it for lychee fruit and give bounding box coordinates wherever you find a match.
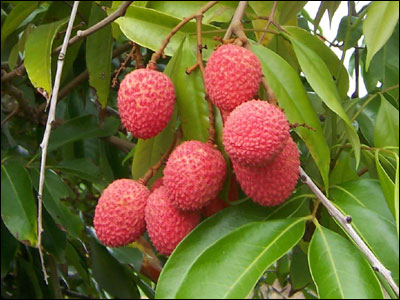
[163,141,227,211]
[223,100,290,168]
[150,177,163,192]
[201,197,229,217]
[233,137,300,206]
[117,68,176,139]
[145,186,201,256]
[205,44,262,112]
[94,179,150,247]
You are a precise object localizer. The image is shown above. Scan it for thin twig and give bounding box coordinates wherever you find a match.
[300,167,399,297]
[1,104,19,127]
[112,42,136,88]
[148,1,218,67]
[257,1,277,44]
[138,127,182,186]
[223,1,248,40]
[37,1,80,284]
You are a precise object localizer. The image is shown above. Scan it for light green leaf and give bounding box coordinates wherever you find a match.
[363,1,399,71]
[309,225,384,299]
[86,3,113,108]
[174,218,306,299]
[286,26,350,100]
[8,42,19,70]
[1,161,37,246]
[115,6,221,59]
[1,1,38,49]
[374,95,399,149]
[251,42,330,191]
[156,198,309,298]
[330,179,399,284]
[24,18,68,99]
[287,34,360,166]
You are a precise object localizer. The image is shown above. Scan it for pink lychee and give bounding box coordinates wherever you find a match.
[223,100,290,168]
[145,186,201,256]
[117,68,175,139]
[205,44,262,112]
[201,197,229,217]
[163,141,227,211]
[233,137,300,206]
[94,179,150,247]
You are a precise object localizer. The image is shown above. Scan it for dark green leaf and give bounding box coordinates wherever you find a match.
[1,161,37,246]
[375,150,396,218]
[107,246,143,272]
[24,18,68,99]
[86,3,113,108]
[290,246,312,290]
[1,1,39,48]
[89,237,140,299]
[363,1,399,70]
[329,151,358,185]
[287,33,360,166]
[51,158,102,182]
[356,95,380,145]
[29,168,83,239]
[251,42,330,190]
[374,95,399,149]
[1,220,18,278]
[47,115,120,153]
[42,208,66,263]
[335,16,363,50]
[173,218,306,299]
[309,225,384,299]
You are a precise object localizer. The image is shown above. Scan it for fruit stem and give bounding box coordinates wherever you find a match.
[139,127,182,186]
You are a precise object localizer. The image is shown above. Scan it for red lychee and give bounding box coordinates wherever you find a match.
[201,197,229,217]
[233,137,300,206]
[223,100,290,168]
[94,179,150,247]
[205,44,262,112]
[163,141,227,211]
[117,68,175,139]
[145,186,201,256]
[150,177,163,192]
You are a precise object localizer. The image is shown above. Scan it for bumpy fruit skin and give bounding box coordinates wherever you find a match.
[94,179,150,247]
[150,177,163,192]
[205,44,262,112]
[223,100,290,167]
[145,186,201,256]
[201,197,229,217]
[117,68,175,139]
[233,137,300,206]
[163,141,227,211]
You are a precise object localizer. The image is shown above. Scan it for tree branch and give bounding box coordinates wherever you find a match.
[300,167,399,296]
[37,1,80,284]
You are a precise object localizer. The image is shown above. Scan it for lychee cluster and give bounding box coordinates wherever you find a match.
[222,100,300,207]
[117,68,176,139]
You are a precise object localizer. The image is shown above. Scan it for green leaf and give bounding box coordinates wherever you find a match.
[147,1,237,24]
[374,95,399,149]
[173,218,306,299]
[251,42,330,191]
[395,154,399,237]
[156,198,309,298]
[287,34,360,166]
[29,168,83,239]
[1,220,18,278]
[89,236,140,298]
[335,16,364,51]
[47,115,120,153]
[8,42,19,70]
[314,1,341,31]
[329,151,358,185]
[1,161,37,246]
[363,1,399,71]
[171,36,209,142]
[309,225,384,299]
[382,25,399,101]
[131,45,179,180]
[1,1,38,49]
[115,6,221,59]
[24,18,68,100]
[51,158,102,182]
[107,246,143,272]
[285,26,350,108]
[42,208,66,263]
[356,95,380,146]
[86,3,113,108]
[330,179,399,284]
[290,246,312,290]
[375,150,396,218]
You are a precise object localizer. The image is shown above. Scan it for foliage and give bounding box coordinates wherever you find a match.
[1,1,399,299]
